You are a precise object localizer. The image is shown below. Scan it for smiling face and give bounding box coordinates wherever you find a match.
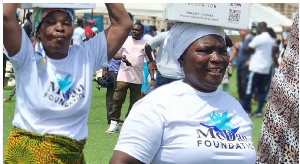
[37,11,73,58]
[179,34,229,92]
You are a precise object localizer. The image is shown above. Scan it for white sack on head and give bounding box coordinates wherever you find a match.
[163,22,225,68]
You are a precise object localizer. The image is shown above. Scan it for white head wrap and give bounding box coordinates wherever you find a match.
[163,23,225,68]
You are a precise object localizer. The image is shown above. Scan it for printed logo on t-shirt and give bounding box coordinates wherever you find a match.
[43,74,85,107]
[196,111,254,150]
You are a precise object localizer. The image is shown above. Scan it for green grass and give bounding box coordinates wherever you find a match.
[3,70,264,163]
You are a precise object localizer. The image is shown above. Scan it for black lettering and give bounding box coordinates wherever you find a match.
[65,102,69,107]
[228,143,234,149]
[223,130,236,141]
[197,128,216,139]
[240,143,246,149]
[204,140,211,147]
[249,143,255,150]
[48,81,60,94]
[242,136,249,142]
[235,134,243,141]
[77,85,84,92]
[79,94,85,99]
[44,92,48,97]
[216,132,226,140]
[221,142,227,149]
[54,97,60,103]
[236,143,242,149]
[213,141,219,148]
[71,90,77,97]
[59,98,65,106]
[49,94,54,101]
[69,101,73,106]
[197,140,202,147]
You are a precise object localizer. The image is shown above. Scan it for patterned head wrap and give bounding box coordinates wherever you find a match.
[31,8,75,70]
[31,8,75,37]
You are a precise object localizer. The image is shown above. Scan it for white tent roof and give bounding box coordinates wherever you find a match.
[249,3,293,32]
[75,3,167,18]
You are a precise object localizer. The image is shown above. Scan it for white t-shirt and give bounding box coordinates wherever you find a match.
[143,34,153,43]
[72,26,86,45]
[148,31,184,79]
[5,29,108,141]
[248,32,275,74]
[115,80,256,164]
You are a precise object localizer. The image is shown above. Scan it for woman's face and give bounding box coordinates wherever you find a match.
[37,11,73,56]
[180,35,229,92]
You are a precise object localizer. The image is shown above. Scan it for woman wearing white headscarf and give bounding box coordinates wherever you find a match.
[110,23,256,164]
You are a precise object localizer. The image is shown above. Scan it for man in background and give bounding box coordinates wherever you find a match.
[72,18,86,45]
[145,22,184,89]
[23,12,32,39]
[85,19,96,40]
[243,22,275,117]
[230,29,254,113]
[106,23,153,133]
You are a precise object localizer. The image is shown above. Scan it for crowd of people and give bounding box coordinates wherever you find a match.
[3,3,298,164]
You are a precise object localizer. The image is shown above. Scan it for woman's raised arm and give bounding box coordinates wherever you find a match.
[3,3,22,57]
[104,3,133,61]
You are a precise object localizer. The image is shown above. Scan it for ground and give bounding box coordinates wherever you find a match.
[2,69,264,163]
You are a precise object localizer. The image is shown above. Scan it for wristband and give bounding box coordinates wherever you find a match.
[151,78,156,81]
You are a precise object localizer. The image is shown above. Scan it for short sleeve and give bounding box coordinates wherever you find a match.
[248,36,259,49]
[80,31,109,72]
[114,97,164,164]
[5,28,34,72]
[148,33,163,50]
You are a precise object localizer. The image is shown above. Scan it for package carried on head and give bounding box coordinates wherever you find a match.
[21,3,96,9]
[163,3,251,30]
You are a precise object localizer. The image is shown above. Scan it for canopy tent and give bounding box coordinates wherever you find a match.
[249,3,293,33]
[75,3,167,18]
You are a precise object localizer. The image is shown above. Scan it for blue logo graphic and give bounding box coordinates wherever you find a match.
[200,111,239,139]
[57,74,72,100]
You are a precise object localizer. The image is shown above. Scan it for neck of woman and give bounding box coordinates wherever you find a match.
[183,78,218,93]
[45,50,68,60]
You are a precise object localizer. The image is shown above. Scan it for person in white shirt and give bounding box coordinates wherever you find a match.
[110,23,256,164]
[72,18,86,45]
[243,22,275,118]
[3,3,132,163]
[145,22,184,89]
[142,29,153,43]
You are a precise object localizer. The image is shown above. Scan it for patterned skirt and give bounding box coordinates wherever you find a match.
[4,127,86,164]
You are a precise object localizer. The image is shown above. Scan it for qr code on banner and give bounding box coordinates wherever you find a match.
[228,9,241,23]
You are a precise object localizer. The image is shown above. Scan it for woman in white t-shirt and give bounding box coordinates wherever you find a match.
[110,23,256,164]
[3,3,132,163]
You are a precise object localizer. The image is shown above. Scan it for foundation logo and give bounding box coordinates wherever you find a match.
[196,111,254,150]
[44,74,85,107]
[57,74,72,100]
[200,111,239,140]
